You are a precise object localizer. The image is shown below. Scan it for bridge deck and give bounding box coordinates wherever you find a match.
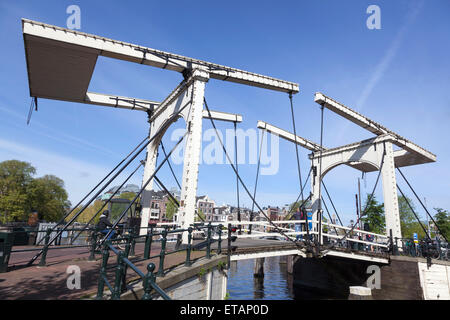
[223,238,390,264]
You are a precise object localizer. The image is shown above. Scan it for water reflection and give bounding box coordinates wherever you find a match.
[227,256,294,300]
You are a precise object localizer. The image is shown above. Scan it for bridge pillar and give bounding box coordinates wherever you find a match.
[139,132,159,235]
[380,141,402,241]
[254,258,265,278]
[178,69,209,244]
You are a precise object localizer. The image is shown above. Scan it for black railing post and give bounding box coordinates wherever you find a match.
[394,237,399,255]
[389,229,394,254]
[217,224,223,255]
[436,239,442,260]
[89,231,97,261]
[112,251,125,300]
[142,263,156,300]
[227,223,232,269]
[39,228,52,267]
[120,237,132,294]
[157,229,167,277]
[206,223,212,259]
[144,225,154,260]
[129,227,136,257]
[96,242,110,300]
[185,227,192,267]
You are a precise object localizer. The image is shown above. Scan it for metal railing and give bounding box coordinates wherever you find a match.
[391,237,448,261]
[95,222,227,300]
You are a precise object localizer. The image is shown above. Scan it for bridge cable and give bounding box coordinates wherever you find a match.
[234,121,241,233]
[321,195,340,236]
[396,184,431,241]
[289,92,305,203]
[204,97,307,250]
[34,135,150,248]
[160,141,182,190]
[321,180,344,226]
[101,131,189,244]
[396,167,448,242]
[27,135,152,266]
[249,129,265,234]
[27,100,193,266]
[69,161,145,244]
[320,143,387,253]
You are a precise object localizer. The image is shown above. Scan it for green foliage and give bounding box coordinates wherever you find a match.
[217,260,227,271]
[66,200,105,224]
[195,208,206,222]
[433,208,450,240]
[360,194,385,234]
[398,196,426,239]
[119,192,136,201]
[0,160,35,222]
[28,175,70,222]
[0,160,70,223]
[198,267,207,278]
[288,200,310,218]
[165,197,177,221]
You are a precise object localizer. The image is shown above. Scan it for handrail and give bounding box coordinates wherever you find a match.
[96,223,227,300]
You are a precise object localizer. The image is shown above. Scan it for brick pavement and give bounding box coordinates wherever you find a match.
[0,242,206,300]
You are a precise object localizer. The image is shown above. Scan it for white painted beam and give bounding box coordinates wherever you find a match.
[23,19,299,94]
[203,110,242,123]
[257,120,325,152]
[314,92,436,164]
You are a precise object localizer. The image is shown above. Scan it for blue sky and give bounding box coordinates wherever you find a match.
[0,0,449,225]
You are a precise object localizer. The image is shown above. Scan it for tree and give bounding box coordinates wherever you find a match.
[398,196,426,239]
[433,208,450,240]
[0,160,70,223]
[28,175,71,222]
[165,198,177,221]
[0,160,36,222]
[195,209,206,222]
[287,199,310,219]
[65,200,105,225]
[119,192,137,201]
[360,194,385,234]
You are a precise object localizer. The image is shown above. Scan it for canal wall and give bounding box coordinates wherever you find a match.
[291,255,450,300]
[121,255,228,300]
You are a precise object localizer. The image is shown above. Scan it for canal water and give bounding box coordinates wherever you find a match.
[226,256,294,300]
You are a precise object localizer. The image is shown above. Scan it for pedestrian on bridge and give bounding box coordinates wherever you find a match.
[290,209,305,241]
[97,210,116,240]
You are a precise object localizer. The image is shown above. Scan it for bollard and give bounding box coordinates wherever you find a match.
[96,243,110,300]
[185,227,193,267]
[142,263,156,300]
[157,229,167,277]
[39,229,51,267]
